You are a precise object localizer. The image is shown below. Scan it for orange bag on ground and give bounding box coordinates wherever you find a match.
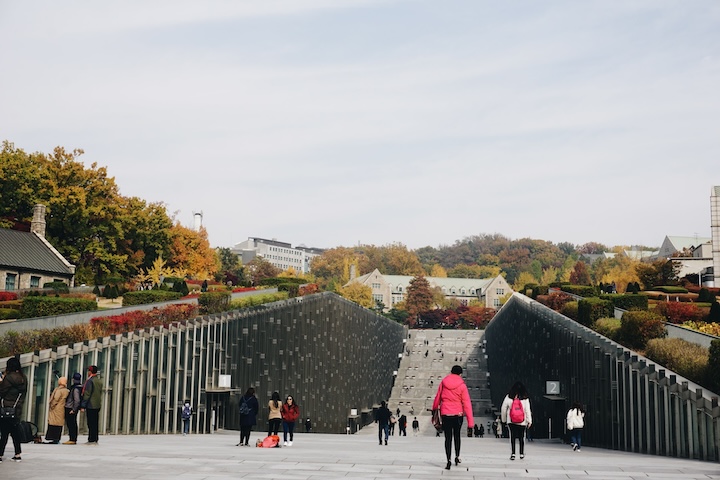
[259,435,280,448]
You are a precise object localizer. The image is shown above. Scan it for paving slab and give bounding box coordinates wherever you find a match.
[1,425,718,480]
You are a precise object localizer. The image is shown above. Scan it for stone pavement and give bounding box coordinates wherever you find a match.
[2,422,719,480]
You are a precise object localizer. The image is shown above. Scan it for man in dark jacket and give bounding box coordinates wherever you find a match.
[80,365,103,445]
[375,400,391,445]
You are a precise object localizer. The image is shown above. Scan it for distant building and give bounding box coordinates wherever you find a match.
[347,268,512,311]
[231,237,324,274]
[0,205,76,290]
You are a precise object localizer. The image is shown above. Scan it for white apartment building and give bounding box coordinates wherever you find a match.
[348,268,512,311]
[231,237,323,274]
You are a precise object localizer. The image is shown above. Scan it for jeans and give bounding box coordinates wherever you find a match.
[378,423,389,443]
[283,421,295,442]
[183,418,190,434]
[570,428,582,448]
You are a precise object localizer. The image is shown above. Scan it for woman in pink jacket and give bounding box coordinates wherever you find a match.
[432,365,474,470]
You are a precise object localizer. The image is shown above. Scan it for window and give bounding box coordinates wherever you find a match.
[493,298,501,307]
[470,289,475,295]
[496,288,505,295]
[371,283,381,289]
[5,273,17,290]
[397,286,403,293]
[372,294,383,303]
[451,289,456,294]
[30,276,40,288]
[461,289,466,295]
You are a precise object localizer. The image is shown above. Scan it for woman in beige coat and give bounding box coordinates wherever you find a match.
[44,377,69,444]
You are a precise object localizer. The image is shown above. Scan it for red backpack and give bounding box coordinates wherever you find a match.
[509,396,525,424]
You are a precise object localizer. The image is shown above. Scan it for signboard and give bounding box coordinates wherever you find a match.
[546,381,560,395]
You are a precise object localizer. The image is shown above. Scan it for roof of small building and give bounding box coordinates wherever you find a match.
[0,228,75,275]
[665,236,711,251]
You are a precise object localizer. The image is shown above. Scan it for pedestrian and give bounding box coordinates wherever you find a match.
[237,387,259,446]
[432,365,474,471]
[80,365,103,445]
[566,402,585,451]
[398,414,407,436]
[473,424,480,437]
[181,401,193,435]
[281,395,300,446]
[375,400,391,445]
[304,417,312,433]
[389,414,396,435]
[500,381,532,461]
[479,424,484,438]
[0,357,27,462]
[44,376,69,444]
[63,372,82,444]
[412,416,419,435]
[492,419,499,438]
[267,391,282,437]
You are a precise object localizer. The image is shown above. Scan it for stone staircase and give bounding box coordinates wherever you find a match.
[388,329,492,434]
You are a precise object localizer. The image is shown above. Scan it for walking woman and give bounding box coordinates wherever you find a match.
[281,395,300,446]
[0,357,28,462]
[500,381,532,460]
[237,387,259,446]
[44,376,69,444]
[432,365,474,470]
[566,402,585,451]
[267,391,282,437]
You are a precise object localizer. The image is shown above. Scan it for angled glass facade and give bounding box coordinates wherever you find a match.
[3,293,406,436]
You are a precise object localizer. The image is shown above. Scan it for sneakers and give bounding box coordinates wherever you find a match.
[288,441,293,446]
[283,441,288,446]
[572,444,578,451]
[63,440,77,445]
[510,454,515,460]
[570,442,576,449]
[520,454,524,459]
[84,441,98,446]
[12,456,21,462]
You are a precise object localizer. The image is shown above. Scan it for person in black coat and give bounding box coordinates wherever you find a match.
[375,400,391,445]
[237,387,259,446]
[0,357,28,462]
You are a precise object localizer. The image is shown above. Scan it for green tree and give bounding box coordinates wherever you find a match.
[635,259,680,290]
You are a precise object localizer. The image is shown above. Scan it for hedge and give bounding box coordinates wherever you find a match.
[277,283,300,297]
[599,294,648,311]
[594,317,621,342]
[122,290,183,306]
[259,277,306,287]
[653,286,689,294]
[619,310,666,349]
[531,285,549,299]
[20,296,97,318]
[577,297,613,326]
[230,292,289,309]
[0,292,18,301]
[42,281,70,294]
[645,337,708,387]
[0,309,20,320]
[198,291,231,315]
[561,285,597,297]
[560,301,579,321]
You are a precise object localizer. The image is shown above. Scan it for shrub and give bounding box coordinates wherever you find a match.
[0,309,20,320]
[709,301,720,323]
[655,301,703,324]
[561,285,597,297]
[122,290,183,306]
[544,292,573,311]
[258,277,306,287]
[600,294,648,311]
[230,292,289,309]
[92,285,101,296]
[577,298,614,327]
[172,280,190,296]
[198,291,231,315]
[708,340,720,395]
[645,337,708,386]
[698,288,716,303]
[42,281,70,294]
[20,296,97,318]
[593,317,621,341]
[681,321,720,337]
[277,283,299,297]
[560,301,579,320]
[522,283,538,296]
[0,292,18,301]
[90,303,199,334]
[531,285,549,299]
[654,286,689,294]
[619,310,666,349]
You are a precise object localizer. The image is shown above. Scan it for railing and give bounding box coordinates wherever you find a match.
[485,292,720,461]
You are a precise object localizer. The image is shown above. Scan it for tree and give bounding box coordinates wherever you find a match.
[246,257,281,285]
[635,259,680,290]
[405,275,434,320]
[569,261,591,285]
[447,264,500,279]
[512,271,537,292]
[430,264,448,277]
[337,282,373,308]
[167,224,218,280]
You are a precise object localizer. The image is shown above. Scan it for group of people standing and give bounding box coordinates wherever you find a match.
[237,388,302,447]
[0,359,103,463]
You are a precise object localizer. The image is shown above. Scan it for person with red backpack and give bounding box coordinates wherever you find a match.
[500,381,532,461]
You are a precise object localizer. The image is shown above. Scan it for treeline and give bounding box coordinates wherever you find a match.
[0,141,217,284]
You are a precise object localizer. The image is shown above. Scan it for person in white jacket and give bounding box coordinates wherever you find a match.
[566,402,585,451]
[500,381,532,461]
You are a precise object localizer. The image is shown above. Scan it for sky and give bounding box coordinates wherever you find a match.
[1,1,719,251]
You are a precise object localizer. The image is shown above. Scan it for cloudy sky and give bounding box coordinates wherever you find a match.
[1,1,719,251]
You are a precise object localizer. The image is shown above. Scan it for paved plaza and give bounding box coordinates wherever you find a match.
[2,421,719,479]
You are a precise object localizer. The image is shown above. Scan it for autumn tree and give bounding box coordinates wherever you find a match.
[429,264,448,278]
[405,275,435,321]
[246,257,281,285]
[635,259,681,290]
[167,224,218,280]
[512,271,537,292]
[447,264,500,279]
[569,261,591,285]
[337,282,373,308]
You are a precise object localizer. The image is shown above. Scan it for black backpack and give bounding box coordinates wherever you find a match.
[239,396,251,415]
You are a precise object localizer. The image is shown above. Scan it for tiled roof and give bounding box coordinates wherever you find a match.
[0,228,74,275]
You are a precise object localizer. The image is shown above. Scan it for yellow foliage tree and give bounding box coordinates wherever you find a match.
[430,264,448,277]
[541,267,559,285]
[167,224,218,279]
[512,271,537,292]
[337,282,374,308]
[146,255,170,286]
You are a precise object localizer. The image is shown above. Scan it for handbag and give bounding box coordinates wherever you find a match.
[431,409,443,433]
[14,420,38,444]
[0,393,22,419]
